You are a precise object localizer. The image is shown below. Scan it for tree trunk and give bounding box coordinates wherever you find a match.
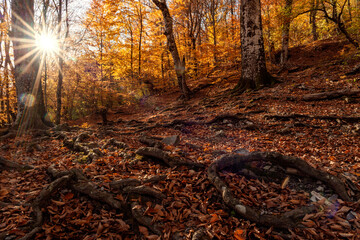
[152,0,191,99]
[42,0,50,109]
[4,35,12,124]
[310,0,319,41]
[280,0,293,67]
[56,0,63,124]
[235,0,274,92]
[138,1,143,81]
[4,0,13,124]
[11,0,51,132]
[129,24,134,80]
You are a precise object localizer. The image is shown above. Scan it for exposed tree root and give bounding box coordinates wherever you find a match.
[136,147,204,169]
[62,132,106,163]
[19,227,42,240]
[130,202,162,235]
[206,113,247,125]
[110,175,167,190]
[346,64,360,75]
[19,175,71,239]
[208,151,355,228]
[123,185,166,200]
[0,156,33,171]
[266,113,360,123]
[20,165,167,238]
[0,130,16,140]
[302,89,360,101]
[139,135,164,148]
[103,138,128,149]
[192,228,211,240]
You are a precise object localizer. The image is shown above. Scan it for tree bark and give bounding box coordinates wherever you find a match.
[56,0,63,124]
[11,0,51,132]
[310,0,319,41]
[152,0,191,99]
[137,1,143,81]
[280,0,293,66]
[235,0,274,92]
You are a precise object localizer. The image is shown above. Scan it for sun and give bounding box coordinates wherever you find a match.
[35,33,59,53]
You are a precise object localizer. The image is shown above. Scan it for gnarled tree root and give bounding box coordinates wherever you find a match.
[208,151,354,229]
[136,147,204,169]
[20,165,165,238]
[0,156,33,171]
[19,175,71,240]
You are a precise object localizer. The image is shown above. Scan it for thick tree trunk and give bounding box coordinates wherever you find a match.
[152,0,191,99]
[235,0,274,92]
[280,0,293,66]
[11,0,51,132]
[42,0,50,109]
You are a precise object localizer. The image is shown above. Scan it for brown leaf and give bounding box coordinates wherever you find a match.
[63,192,74,200]
[96,222,103,235]
[281,176,290,189]
[51,199,66,206]
[197,214,209,222]
[0,188,9,200]
[146,235,160,240]
[338,233,354,238]
[329,224,343,231]
[302,220,316,228]
[265,200,277,208]
[139,226,149,236]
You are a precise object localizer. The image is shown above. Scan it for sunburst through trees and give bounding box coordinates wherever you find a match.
[10,0,62,134]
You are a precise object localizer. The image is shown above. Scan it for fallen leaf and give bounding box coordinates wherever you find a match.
[210,213,220,223]
[234,228,246,240]
[63,192,74,200]
[146,235,160,240]
[0,188,9,200]
[51,199,66,206]
[281,176,290,189]
[139,226,149,236]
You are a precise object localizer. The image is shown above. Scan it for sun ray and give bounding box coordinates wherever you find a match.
[12,11,37,37]
[11,7,67,135]
[10,37,35,43]
[22,51,42,74]
[14,48,39,65]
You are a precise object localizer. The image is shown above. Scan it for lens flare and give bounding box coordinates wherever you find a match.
[36,33,59,53]
[44,112,54,122]
[20,93,35,107]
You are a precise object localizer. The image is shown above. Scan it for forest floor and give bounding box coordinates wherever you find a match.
[1,38,360,240]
